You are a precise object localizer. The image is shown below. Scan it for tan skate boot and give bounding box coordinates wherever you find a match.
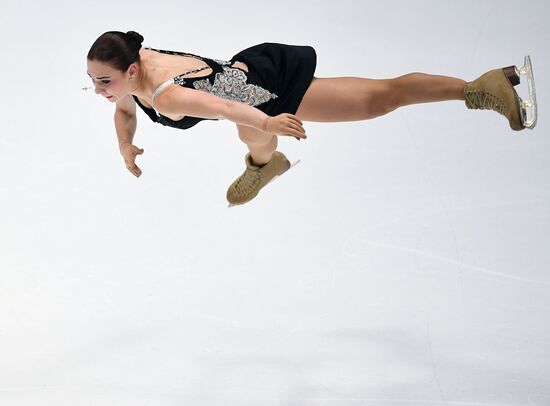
[464,66,524,131]
[227,151,291,206]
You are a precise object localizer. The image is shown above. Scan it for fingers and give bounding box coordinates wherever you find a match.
[120,145,144,177]
[123,147,144,177]
[125,162,141,177]
[127,165,141,177]
[124,157,142,177]
[284,114,304,130]
[288,122,306,137]
[288,130,306,139]
[268,114,307,139]
[286,119,307,139]
[284,113,303,126]
[278,114,306,139]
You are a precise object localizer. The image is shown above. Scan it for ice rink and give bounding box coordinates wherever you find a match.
[1,1,549,405]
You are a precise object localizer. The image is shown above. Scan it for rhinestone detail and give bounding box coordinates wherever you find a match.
[192,66,278,107]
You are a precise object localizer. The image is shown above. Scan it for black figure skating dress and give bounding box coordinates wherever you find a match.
[133,42,317,130]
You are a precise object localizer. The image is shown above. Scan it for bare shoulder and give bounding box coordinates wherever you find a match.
[115,94,137,115]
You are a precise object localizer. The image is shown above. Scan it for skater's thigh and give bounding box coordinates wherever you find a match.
[295,76,394,122]
[236,123,273,145]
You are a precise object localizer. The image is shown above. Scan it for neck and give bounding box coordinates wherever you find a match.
[128,69,147,99]
[130,50,153,100]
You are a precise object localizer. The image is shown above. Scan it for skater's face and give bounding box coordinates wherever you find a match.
[86,59,137,103]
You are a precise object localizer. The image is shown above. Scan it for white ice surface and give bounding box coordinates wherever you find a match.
[1,1,549,405]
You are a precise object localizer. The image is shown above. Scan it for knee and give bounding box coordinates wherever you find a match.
[391,72,425,108]
[371,73,428,115]
[364,80,400,118]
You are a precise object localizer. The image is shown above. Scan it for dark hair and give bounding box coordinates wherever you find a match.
[87,31,144,71]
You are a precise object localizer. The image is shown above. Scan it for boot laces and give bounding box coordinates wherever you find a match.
[465,90,510,118]
[233,168,263,196]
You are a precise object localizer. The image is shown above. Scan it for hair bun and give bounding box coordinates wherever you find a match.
[126,31,144,46]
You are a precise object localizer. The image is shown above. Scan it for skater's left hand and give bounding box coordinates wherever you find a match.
[265,113,307,140]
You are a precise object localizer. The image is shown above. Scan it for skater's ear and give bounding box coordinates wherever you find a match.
[127,62,138,77]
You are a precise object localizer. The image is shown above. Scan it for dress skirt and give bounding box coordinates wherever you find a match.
[229,42,317,116]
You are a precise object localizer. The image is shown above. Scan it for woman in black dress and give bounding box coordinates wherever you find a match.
[86,31,535,206]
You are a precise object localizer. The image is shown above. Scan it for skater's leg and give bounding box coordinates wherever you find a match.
[295,73,466,122]
[227,124,290,205]
[394,73,466,107]
[236,124,277,165]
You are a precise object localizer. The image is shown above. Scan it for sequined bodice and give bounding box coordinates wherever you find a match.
[132,47,278,130]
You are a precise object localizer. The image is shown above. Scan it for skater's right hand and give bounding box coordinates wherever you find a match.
[265,113,307,140]
[120,142,144,178]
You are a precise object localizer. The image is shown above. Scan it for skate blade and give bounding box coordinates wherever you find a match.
[227,159,301,208]
[515,55,537,129]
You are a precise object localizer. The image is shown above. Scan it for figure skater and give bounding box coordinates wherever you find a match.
[86,31,537,206]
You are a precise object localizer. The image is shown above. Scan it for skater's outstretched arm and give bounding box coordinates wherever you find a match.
[154,86,306,140]
[115,95,144,178]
